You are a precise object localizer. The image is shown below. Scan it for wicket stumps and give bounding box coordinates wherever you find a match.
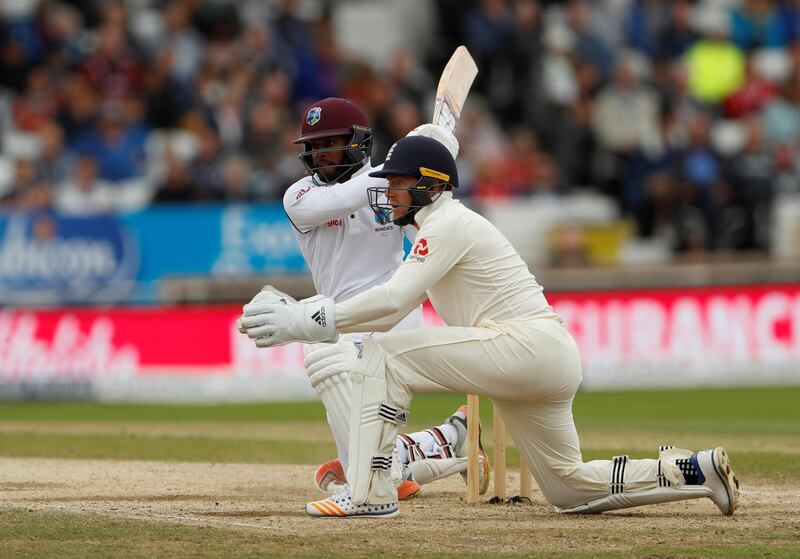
[466,394,533,504]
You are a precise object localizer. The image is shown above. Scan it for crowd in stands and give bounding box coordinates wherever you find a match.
[1,0,800,255]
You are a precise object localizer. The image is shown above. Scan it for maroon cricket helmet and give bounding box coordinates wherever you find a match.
[293,97,370,144]
[293,97,373,184]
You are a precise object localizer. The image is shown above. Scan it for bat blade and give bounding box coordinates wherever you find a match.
[431,46,478,132]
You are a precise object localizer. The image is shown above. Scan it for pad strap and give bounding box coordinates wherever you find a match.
[371,454,393,471]
[426,427,455,458]
[657,445,675,487]
[378,402,408,425]
[398,434,426,462]
[611,455,629,495]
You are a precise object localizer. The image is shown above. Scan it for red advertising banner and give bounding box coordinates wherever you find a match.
[550,284,799,366]
[1,284,798,399]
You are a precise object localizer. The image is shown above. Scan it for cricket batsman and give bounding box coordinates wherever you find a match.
[253,97,489,501]
[240,135,739,519]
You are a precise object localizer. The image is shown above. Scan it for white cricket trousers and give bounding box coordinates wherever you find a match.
[373,316,661,509]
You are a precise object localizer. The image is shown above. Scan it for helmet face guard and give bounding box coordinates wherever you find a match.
[368,176,445,226]
[298,125,372,185]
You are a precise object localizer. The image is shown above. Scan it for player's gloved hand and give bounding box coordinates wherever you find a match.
[237,285,296,334]
[407,123,459,158]
[239,295,337,347]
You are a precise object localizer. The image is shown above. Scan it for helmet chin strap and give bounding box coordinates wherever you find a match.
[390,183,445,226]
[391,207,419,226]
[315,161,363,185]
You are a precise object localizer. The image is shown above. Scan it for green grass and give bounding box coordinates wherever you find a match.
[1,508,798,559]
[1,387,797,481]
[1,386,797,425]
[0,509,293,559]
[1,387,798,558]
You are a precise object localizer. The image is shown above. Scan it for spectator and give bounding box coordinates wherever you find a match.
[657,0,698,60]
[160,0,204,85]
[79,23,142,101]
[143,48,194,129]
[723,52,779,118]
[57,75,99,141]
[772,142,800,194]
[0,158,52,211]
[592,50,662,207]
[724,119,774,249]
[685,11,746,104]
[36,120,70,184]
[565,0,615,81]
[189,126,224,197]
[11,66,58,130]
[219,153,257,202]
[731,0,788,50]
[626,0,670,58]
[54,154,115,215]
[153,151,202,203]
[760,71,800,144]
[70,102,149,182]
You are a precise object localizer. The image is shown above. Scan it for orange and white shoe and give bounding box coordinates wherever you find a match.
[396,478,422,500]
[447,404,491,495]
[306,488,399,518]
[314,458,421,500]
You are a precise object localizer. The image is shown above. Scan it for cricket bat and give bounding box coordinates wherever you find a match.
[431,46,478,132]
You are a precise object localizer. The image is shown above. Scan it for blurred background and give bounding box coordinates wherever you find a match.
[0,0,798,402]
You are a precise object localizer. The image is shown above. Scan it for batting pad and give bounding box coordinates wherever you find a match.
[347,337,406,505]
[304,338,357,470]
[406,457,468,486]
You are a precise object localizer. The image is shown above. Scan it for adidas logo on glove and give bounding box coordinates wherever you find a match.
[311,308,327,327]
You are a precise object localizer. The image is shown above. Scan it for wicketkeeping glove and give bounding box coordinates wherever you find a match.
[239,295,337,347]
[237,285,292,334]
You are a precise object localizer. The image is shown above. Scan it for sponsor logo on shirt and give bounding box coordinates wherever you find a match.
[295,187,311,200]
[408,238,429,262]
[326,219,343,227]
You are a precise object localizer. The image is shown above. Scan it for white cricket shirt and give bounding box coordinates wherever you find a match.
[335,192,559,331]
[284,161,420,322]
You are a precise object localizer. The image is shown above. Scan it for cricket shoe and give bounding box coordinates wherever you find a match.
[306,487,399,518]
[692,447,740,515]
[314,458,421,500]
[447,404,490,495]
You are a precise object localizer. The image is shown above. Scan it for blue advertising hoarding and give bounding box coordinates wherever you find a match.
[0,203,307,304]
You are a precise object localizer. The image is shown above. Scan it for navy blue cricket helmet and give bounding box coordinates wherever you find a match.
[367,135,458,226]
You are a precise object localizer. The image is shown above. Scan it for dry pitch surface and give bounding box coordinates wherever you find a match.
[1,455,798,558]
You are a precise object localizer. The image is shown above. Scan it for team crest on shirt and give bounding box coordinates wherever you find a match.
[306,107,322,126]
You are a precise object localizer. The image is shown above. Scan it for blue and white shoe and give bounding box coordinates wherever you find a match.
[692,447,740,515]
[306,487,399,518]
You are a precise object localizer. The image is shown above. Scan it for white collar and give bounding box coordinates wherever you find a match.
[415,191,454,227]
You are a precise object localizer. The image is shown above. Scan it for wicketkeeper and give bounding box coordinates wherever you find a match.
[239,135,739,518]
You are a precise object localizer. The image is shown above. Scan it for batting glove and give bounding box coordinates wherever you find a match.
[407,123,459,158]
[239,295,337,347]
